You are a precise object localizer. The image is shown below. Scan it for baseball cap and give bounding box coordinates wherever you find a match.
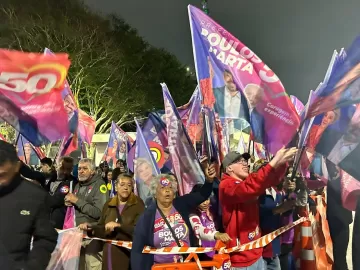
[221,151,251,169]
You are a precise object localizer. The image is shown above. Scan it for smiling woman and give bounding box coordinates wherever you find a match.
[131,166,216,270]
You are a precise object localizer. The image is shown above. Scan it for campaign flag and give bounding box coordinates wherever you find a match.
[102,122,131,168]
[201,107,219,162]
[134,119,160,204]
[214,114,229,161]
[57,133,79,162]
[188,5,299,153]
[307,36,360,118]
[254,143,267,160]
[162,83,205,195]
[78,109,96,144]
[128,88,200,172]
[184,87,204,147]
[0,49,71,143]
[290,95,304,116]
[315,103,360,180]
[127,112,169,173]
[17,134,43,165]
[46,228,82,270]
[0,95,46,146]
[237,132,247,154]
[44,48,78,134]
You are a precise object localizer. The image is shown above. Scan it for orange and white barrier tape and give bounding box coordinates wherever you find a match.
[57,216,307,256]
[143,246,214,254]
[224,217,307,254]
[83,235,133,249]
[142,217,308,255]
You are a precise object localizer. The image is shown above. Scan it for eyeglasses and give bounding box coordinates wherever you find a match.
[232,159,248,165]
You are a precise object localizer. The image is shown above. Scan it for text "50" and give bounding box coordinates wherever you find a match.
[0,72,58,94]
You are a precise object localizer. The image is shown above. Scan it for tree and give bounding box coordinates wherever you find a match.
[0,122,16,143]
[0,0,196,133]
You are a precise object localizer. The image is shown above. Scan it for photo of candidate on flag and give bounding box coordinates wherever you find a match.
[16,134,44,165]
[44,48,79,135]
[188,5,300,153]
[134,119,160,205]
[102,121,132,168]
[316,104,360,180]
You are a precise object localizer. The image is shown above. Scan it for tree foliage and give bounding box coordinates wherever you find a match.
[0,0,196,133]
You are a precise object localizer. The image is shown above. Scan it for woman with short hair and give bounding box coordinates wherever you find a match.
[91,173,145,270]
[131,163,216,270]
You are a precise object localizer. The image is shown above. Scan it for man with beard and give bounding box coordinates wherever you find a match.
[0,141,57,269]
[243,84,265,144]
[65,158,109,270]
[47,156,76,229]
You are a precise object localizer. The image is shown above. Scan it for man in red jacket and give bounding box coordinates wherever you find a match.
[219,147,297,269]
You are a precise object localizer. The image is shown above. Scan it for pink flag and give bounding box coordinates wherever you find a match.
[78,109,96,144]
[0,50,71,142]
[46,228,82,270]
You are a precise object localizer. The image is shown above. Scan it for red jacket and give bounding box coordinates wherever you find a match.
[219,164,287,267]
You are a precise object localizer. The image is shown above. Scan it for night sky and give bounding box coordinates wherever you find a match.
[84,0,360,102]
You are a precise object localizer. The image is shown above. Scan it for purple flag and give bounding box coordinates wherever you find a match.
[128,87,200,173]
[16,134,41,165]
[188,5,299,153]
[162,83,205,195]
[102,122,130,168]
[307,36,360,118]
[0,95,47,146]
[134,119,160,203]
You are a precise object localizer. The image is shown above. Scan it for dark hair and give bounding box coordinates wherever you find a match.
[111,168,121,181]
[40,157,53,167]
[116,159,125,165]
[59,156,74,166]
[0,141,19,165]
[223,69,233,76]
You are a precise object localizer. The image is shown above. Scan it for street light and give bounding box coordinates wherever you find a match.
[186,66,190,72]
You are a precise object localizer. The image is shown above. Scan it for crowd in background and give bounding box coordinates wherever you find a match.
[0,139,354,270]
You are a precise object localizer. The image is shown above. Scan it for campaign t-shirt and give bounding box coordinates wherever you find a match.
[153,206,190,263]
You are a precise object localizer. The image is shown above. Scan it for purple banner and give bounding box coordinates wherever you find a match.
[134,119,160,203]
[162,83,204,195]
[188,5,300,153]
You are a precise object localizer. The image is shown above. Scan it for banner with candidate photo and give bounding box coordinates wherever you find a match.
[188,5,300,153]
[102,122,132,168]
[44,48,78,135]
[16,134,41,165]
[316,104,360,180]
